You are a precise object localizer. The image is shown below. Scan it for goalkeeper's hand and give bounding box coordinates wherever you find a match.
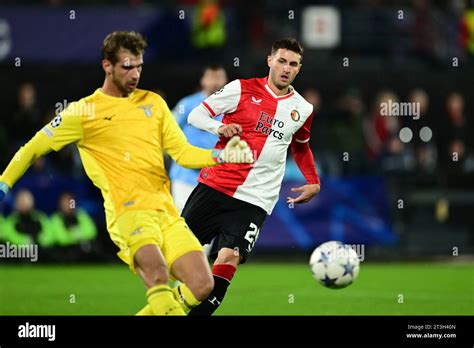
[213,136,254,164]
[0,182,10,202]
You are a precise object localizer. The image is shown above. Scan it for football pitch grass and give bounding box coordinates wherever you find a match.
[0,262,473,315]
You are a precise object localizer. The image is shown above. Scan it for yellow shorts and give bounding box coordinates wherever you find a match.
[110,210,203,274]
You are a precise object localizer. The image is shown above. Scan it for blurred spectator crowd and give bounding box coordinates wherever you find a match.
[0,82,85,176]
[0,188,99,262]
[304,87,473,181]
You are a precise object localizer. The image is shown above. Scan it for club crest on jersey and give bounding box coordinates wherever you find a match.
[290,110,300,122]
[251,96,262,105]
[138,105,153,117]
[50,115,62,128]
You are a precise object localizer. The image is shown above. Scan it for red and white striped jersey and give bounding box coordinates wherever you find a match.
[198,77,314,214]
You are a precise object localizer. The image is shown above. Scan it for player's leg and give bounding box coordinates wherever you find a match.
[187,194,267,316]
[134,244,169,288]
[180,183,243,315]
[156,209,217,313]
[134,244,185,315]
[136,244,213,316]
[169,250,214,312]
[187,247,239,316]
[113,210,185,316]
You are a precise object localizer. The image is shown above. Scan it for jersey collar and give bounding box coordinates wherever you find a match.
[263,77,295,100]
[96,88,136,100]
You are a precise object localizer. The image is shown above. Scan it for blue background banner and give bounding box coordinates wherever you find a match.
[257,177,397,251]
[0,7,166,62]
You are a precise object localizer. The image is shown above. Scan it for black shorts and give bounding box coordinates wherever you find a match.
[181,183,267,264]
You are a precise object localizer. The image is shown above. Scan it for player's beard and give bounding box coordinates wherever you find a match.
[112,71,134,95]
[270,70,292,92]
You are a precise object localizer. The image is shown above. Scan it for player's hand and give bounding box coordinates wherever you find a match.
[287,184,320,204]
[215,136,254,164]
[218,123,242,138]
[0,182,10,202]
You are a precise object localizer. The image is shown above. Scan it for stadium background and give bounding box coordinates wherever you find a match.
[0,0,473,315]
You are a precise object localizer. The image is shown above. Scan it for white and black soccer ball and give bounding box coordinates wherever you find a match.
[50,115,62,128]
[309,241,360,289]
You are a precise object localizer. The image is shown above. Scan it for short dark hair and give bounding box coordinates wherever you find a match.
[102,31,147,65]
[271,38,304,61]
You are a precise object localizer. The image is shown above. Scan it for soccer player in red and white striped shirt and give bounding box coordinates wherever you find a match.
[182,38,321,315]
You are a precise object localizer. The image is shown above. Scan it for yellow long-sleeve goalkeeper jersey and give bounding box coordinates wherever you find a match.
[0,88,217,226]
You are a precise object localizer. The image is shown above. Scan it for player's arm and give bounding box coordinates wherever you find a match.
[188,79,242,137]
[162,99,252,167]
[163,99,218,168]
[0,104,83,200]
[0,133,54,190]
[287,113,321,204]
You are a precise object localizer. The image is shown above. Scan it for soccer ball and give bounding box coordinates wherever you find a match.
[309,241,360,289]
[50,115,62,128]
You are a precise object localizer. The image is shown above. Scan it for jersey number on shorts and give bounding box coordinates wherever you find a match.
[244,222,261,252]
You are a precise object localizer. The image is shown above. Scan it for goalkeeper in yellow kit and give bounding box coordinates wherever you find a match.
[0,31,253,316]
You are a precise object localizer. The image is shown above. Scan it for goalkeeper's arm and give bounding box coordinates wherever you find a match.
[165,136,253,168]
[163,102,252,167]
[0,133,54,201]
[1,103,84,201]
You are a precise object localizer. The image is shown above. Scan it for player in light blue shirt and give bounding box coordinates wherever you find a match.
[170,65,227,212]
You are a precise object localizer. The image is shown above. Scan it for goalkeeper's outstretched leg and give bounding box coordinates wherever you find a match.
[170,250,214,313]
[134,244,186,315]
[135,249,214,315]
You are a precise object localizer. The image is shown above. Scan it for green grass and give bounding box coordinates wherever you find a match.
[0,262,473,315]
